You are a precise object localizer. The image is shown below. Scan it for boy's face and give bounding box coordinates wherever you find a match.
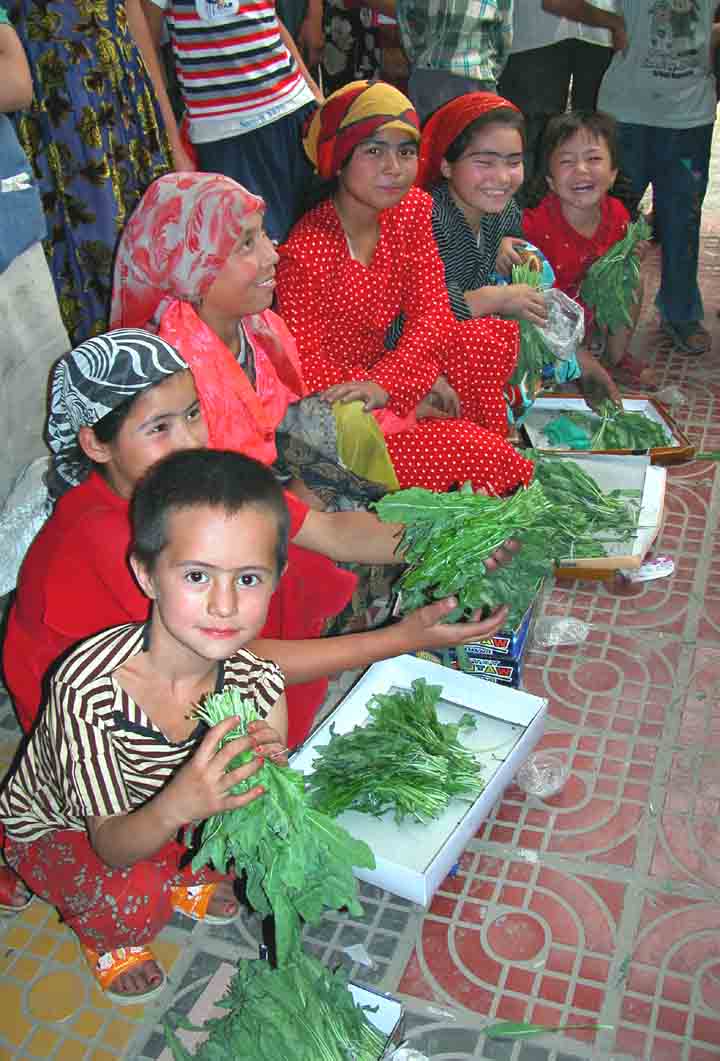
[441,124,524,224]
[134,504,280,666]
[546,129,618,215]
[87,371,208,499]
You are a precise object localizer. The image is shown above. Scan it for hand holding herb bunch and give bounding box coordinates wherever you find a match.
[188,689,374,965]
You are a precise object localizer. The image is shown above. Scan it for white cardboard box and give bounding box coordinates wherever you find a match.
[523,395,679,448]
[547,453,666,571]
[292,655,547,906]
[157,964,404,1061]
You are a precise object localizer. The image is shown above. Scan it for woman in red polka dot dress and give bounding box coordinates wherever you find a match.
[276,81,533,496]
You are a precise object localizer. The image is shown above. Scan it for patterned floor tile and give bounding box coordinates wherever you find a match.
[399,856,623,1049]
[478,728,653,867]
[523,626,682,738]
[615,891,720,1061]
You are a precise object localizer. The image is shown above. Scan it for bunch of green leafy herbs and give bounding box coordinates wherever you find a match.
[189,689,375,965]
[508,261,556,392]
[307,677,484,823]
[164,951,387,1061]
[579,216,651,332]
[545,400,670,451]
[373,465,639,626]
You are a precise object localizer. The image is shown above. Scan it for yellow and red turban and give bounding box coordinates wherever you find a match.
[416,92,522,190]
[303,80,420,181]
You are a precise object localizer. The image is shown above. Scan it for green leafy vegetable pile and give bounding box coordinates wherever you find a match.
[545,400,670,451]
[508,260,556,393]
[189,689,375,965]
[580,216,651,332]
[164,951,387,1061]
[374,465,639,626]
[307,677,484,823]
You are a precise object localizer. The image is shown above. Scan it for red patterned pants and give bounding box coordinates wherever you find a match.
[5,830,226,954]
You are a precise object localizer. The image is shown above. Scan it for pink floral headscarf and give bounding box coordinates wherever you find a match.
[110,172,306,467]
[110,172,264,330]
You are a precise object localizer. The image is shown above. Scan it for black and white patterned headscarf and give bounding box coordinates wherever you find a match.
[47,329,188,497]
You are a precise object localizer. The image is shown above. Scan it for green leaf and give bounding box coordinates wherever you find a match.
[485,1020,613,1040]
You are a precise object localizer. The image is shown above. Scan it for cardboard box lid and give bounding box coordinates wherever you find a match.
[522,393,694,465]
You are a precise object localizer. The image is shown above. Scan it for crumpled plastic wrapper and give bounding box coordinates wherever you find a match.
[0,457,52,596]
[389,1048,430,1061]
[538,289,585,361]
[532,616,590,648]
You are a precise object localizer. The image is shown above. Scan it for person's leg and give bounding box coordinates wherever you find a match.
[649,123,713,349]
[195,104,316,243]
[497,42,572,191]
[5,830,226,997]
[384,420,534,494]
[441,317,520,437]
[407,69,494,124]
[614,121,652,221]
[568,40,612,111]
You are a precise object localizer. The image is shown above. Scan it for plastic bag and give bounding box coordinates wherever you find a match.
[0,457,52,596]
[515,752,570,799]
[538,289,585,361]
[389,1049,430,1061]
[532,616,590,648]
[656,385,687,408]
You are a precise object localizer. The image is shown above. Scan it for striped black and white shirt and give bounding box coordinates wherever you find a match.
[430,181,522,321]
[0,623,284,841]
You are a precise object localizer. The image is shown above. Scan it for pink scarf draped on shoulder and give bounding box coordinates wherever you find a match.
[110,172,307,465]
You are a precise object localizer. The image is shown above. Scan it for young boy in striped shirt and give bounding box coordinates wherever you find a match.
[0,449,289,1004]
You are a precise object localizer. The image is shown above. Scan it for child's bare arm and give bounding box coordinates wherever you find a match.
[128,0,194,170]
[541,0,628,51]
[87,716,266,868]
[0,23,32,112]
[277,17,322,101]
[464,283,548,326]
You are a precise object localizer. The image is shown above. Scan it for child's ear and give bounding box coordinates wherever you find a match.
[78,425,112,465]
[440,158,452,181]
[129,553,157,600]
[545,173,555,194]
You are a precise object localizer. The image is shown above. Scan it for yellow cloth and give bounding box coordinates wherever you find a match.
[303,80,420,180]
[333,401,400,491]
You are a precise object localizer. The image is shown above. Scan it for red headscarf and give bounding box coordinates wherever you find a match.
[303,80,420,180]
[416,92,522,190]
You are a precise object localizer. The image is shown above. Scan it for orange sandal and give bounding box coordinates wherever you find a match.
[609,352,658,391]
[170,882,240,925]
[82,944,167,1006]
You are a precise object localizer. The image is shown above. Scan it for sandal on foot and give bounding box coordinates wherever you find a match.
[661,320,711,356]
[0,866,34,915]
[610,352,658,390]
[170,882,240,925]
[82,945,167,1006]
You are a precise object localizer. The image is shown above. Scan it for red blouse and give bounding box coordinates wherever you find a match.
[522,192,630,304]
[277,187,462,418]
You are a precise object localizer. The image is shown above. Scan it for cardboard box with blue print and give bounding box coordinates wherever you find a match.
[395,592,537,687]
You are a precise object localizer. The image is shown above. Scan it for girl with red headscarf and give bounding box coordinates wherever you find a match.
[277,81,534,495]
[418,92,621,409]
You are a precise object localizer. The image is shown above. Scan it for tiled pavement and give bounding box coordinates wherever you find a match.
[1,196,720,1061]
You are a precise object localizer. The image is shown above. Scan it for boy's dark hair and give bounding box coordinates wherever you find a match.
[443,108,526,163]
[524,109,622,210]
[539,109,620,174]
[131,449,290,575]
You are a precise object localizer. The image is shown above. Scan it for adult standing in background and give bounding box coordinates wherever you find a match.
[597,0,717,356]
[395,0,514,123]
[9,0,173,345]
[499,1,623,187]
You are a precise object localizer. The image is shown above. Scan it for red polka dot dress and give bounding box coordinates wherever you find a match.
[277,187,534,495]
